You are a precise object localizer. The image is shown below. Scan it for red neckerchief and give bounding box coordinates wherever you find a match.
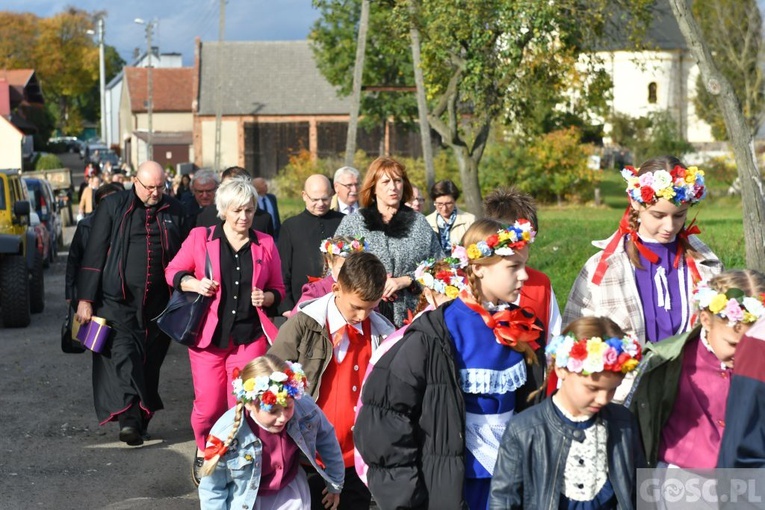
[403,309,415,326]
[204,435,228,460]
[591,208,703,285]
[328,318,370,348]
[459,291,541,363]
[307,275,324,283]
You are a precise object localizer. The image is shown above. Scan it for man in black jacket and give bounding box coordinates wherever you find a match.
[76,161,188,446]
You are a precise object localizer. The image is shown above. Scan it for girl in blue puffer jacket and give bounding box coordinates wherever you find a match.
[198,354,344,510]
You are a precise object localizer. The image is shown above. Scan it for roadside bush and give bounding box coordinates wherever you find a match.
[34,154,63,171]
[273,150,332,198]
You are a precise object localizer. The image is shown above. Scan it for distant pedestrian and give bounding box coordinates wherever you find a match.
[253,177,281,239]
[331,166,360,215]
[426,179,475,252]
[405,185,425,213]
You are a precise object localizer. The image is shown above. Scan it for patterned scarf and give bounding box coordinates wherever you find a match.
[436,209,457,251]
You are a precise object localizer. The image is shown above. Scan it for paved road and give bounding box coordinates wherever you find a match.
[0,245,201,508]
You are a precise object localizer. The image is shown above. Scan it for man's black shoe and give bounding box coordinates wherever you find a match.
[119,426,144,446]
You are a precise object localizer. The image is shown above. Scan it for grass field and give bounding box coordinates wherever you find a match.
[277,170,746,311]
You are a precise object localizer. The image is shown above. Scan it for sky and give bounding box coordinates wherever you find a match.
[5,0,322,65]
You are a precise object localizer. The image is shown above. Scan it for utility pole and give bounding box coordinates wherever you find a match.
[146,23,154,162]
[98,17,106,144]
[344,0,370,167]
[136,18,156,163]
[214,0,226,173]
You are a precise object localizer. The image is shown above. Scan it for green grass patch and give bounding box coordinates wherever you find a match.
[533,170,745,311]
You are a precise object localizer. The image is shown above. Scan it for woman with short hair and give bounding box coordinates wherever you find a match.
[165,176,285,486]
[426,179,476,252]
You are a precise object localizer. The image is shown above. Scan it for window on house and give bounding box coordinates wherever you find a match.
[648,82,657,104]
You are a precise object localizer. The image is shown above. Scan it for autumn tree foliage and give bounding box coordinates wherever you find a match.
[0,8,124,135]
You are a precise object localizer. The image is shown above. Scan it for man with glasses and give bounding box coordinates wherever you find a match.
[330,166,360,215]
[184,170,219,227]
[405,185,426,213]
[277,174,344,317]
[76,160,188,446]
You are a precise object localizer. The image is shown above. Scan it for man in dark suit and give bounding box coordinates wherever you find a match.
[195,167,274,236]
[253,177,281,240]
[76,161,188,446]
[277,174,344,316]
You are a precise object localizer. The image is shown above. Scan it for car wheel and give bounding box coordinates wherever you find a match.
[0,255,31,327]
[30,251,45,314]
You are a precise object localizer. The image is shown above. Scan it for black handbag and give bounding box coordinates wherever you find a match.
[61,306,86,354]
[155,244,213,346]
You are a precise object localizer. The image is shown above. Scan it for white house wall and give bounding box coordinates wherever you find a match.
[0,117,22,169]
[593,50,713,144]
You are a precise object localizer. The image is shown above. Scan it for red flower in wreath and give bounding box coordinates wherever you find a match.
[569,341,588,361]
[260,391,277,406]
[640,186,654,203]
[671,165,686,180]
[486,234,499,248]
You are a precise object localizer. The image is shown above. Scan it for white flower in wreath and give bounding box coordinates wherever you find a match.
[270,371,288,383]
[651,170,672,191]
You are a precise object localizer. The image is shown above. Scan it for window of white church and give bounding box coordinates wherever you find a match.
[648,82,658,104]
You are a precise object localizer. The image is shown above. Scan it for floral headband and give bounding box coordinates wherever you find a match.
[465,219,536,261]
[621,165,706,206]
[694,283,765,327]
[232,362,308,412]
[546,333,642,375]
[319,236,366,257]
[414,247,469,299]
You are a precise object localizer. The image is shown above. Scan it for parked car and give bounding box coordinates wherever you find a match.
[98,150,121,171]
[0,169,45,327]
[22,177,63,261]
[29,210,52,269]
[48,136,83,154]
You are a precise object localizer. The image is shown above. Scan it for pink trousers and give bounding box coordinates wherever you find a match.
[189,337,268,450]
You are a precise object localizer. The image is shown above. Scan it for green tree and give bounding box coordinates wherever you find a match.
[311,0,418,141]
[691,0,763,140]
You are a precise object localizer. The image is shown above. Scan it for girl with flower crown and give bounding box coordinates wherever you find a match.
[353,249,471,485]
[628,269,765,469]
[198,354,344,510]
[355,218,545,510]
[489,316,645,509]
[289,235,367,316]
[563,155,722,346]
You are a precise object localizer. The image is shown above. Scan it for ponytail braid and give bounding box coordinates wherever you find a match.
[198,401,246,478]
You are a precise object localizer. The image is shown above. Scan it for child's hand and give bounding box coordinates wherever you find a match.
[321,488,340,510]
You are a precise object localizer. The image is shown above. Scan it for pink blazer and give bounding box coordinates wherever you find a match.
[165,226,285,349]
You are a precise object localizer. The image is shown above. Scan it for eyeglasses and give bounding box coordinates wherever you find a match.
[336,182,359,190]
[434,201,455,208]
[135,177,165,193]
[413,198,425,203]
[194,188,216,195]
[305,193,331,204]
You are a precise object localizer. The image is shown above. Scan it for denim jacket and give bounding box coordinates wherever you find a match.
[198,397,344,510]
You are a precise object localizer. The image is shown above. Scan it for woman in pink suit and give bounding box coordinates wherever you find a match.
[165,176,285,486]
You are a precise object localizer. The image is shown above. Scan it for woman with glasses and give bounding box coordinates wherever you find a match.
[335,157,444,327]
[426,179,476,252]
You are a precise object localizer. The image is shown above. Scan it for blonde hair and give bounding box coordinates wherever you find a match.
[702,269,765,325]
[198,354,289,478]
[215,176,257,220]
[460,218,508,303]
[321,235,360,275]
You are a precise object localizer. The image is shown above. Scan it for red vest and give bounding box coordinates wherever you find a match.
[316,319,372,467]
[520,267,552,335]
[519,267,557,395]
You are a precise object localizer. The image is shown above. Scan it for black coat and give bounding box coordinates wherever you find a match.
[276,209,344,313]
[489,398,645,509]
[77,189,187,306]
[356,301,546,510]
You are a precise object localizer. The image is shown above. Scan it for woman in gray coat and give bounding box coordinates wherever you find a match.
[335,157,443,327]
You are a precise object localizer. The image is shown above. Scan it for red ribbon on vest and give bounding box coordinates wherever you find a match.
[329,318,370,348]
[591,208,703,286]
[459,291,542,358]
[203,435,228,460]
[307,275,324,284]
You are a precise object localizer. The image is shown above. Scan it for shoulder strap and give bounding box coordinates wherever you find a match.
[205,227,212,280]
